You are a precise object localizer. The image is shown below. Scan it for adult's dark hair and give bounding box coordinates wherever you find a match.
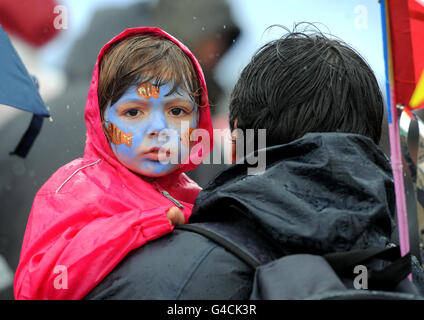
[229,24,384,146]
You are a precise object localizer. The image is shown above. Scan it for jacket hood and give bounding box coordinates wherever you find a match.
[83,27,213,175]
[191,132,396,255]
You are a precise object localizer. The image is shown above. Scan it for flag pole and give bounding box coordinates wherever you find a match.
[380,0,411,278]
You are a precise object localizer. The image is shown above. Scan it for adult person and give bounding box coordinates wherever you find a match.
[86,26,424,299]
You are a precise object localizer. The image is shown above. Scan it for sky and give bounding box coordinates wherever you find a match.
[215,0,386,95]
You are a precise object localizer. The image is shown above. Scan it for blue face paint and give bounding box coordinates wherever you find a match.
[105,82,199,177]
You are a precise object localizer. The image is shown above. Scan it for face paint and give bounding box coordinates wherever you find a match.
[106,122,133,147]
[104,82,198,178]
[136,82,160,99]
[181,128,194,148]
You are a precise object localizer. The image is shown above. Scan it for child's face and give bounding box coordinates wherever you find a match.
[104,82,198,177]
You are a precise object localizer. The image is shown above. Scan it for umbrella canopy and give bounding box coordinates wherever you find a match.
[0,25,48,116]
[0,25,50,157]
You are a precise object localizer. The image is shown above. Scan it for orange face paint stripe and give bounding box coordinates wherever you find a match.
[107,122,133,147]
[181,128,194,147]
[136,82,160,99]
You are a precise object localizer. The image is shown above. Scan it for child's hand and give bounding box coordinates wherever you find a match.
[166,206,186,226]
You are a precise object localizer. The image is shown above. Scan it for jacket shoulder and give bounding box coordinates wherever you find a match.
[174,173,202,203]
[37,157,104,195]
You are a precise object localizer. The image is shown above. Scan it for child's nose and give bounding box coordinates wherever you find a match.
[146,111,167,138]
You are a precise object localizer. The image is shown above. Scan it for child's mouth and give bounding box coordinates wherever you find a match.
[142,147,171,161]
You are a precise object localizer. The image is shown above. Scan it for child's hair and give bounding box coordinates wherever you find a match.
[229,24,384,146]
[98,32,202,123]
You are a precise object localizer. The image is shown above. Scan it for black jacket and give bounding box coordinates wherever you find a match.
[86,133,401,299]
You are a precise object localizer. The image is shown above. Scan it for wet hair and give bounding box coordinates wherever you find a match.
[98,32,203,121]
[229,24,384,146]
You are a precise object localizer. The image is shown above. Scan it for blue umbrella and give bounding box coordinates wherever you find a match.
[0,25,50,157]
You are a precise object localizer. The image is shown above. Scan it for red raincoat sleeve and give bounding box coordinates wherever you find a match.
[14,192,174,300]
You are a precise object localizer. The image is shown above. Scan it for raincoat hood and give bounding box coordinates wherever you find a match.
[84,27,213,176]
[191,132,396,254]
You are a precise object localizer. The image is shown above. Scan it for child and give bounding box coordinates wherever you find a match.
[14,27,213,300]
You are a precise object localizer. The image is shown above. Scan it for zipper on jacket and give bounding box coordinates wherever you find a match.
[160,190,184,209]
[151,181,184,209]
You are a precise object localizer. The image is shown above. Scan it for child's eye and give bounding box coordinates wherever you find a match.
[125,109,142,117]
[169,107,188,117]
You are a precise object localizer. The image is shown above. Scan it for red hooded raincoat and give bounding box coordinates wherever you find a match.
[14,27,213,300]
